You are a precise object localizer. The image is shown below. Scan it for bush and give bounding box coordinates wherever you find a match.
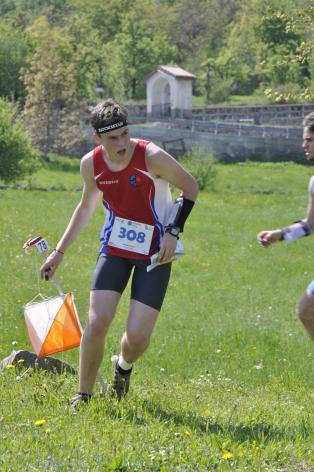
[180,148,218,191]
[209,78,233,104]
[264,83,314,104]
[0,98,40,182]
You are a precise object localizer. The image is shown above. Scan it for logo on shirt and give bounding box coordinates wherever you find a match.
[129,174,141,187]
[98,179,119,185]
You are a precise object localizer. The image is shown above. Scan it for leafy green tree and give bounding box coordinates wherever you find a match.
[64,15,113,100]
[109,8,177,100]
[0,0,16,16]
[0,98,39,182]
[259,7,299,46]
[22,16,83,157]
[168,0,240,64]
[213,0,309,97]
[5,0,69,27]
[205,11,258,98]
[63,0,133,100]
[293,6,314,69]
[68,0,131,44]
[165,0,240,100]
[256,6,306,86]
[264,4,314,102]
[0,21,28,101]
[65,0,176,101]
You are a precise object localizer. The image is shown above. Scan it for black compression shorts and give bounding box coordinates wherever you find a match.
[91,254,171,311]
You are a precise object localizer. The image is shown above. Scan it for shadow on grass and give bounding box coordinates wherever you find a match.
[90,394,311,444]
[98,397,289,441]
[139,400,310,443]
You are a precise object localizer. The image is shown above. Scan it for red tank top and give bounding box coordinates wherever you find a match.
[93,140,171,259]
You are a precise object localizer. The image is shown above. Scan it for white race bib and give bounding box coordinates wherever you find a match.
[108,217,154,255]
[35,238,49,253]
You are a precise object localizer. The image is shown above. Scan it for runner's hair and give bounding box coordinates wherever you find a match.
[303,112,314,133]
[91,99,128,133]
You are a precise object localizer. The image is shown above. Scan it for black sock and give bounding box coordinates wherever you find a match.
[116,363,132,375]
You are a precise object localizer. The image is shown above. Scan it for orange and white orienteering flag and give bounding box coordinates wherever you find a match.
[24,293,82,357]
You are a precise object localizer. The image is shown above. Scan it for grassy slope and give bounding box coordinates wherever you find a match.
[0,161,313,471]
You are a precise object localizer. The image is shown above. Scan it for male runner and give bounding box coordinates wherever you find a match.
[40,98,199,407]
[257,112,314,339]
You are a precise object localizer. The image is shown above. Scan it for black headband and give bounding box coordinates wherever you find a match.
[94,119,128,134]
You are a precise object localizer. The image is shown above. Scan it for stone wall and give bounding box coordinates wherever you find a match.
[128,102,314,126]
[129,123,305,163]
[190,103,314,125]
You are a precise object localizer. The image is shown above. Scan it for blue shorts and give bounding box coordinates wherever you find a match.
[91,254,171,311]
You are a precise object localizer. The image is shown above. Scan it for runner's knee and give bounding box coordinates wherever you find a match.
[126,328,150,349]
[86,310,113,337]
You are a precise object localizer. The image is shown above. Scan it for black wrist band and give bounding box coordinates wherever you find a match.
[54,248,64,255]
[175,197,195,232]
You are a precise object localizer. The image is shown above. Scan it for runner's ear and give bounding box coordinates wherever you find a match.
[93,132,102,143]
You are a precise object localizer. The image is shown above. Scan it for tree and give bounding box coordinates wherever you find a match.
[65,0,132,100]
[0,98,39,182]
[109,8,177,100]
[287,5,314,89]
[0,0,16,16]
[0,21,28,101]
[164,0,240,100]
[5,0,70,27]
[65,0,176,101]
[212,0,310,97]
[264,4,314,102]
[167,0,240,64]
[22,16,83,157]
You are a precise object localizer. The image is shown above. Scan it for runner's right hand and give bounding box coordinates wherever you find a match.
[257,229,282,248]
[40,250,64,280]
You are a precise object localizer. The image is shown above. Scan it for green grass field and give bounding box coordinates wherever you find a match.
[0,161,313,471]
